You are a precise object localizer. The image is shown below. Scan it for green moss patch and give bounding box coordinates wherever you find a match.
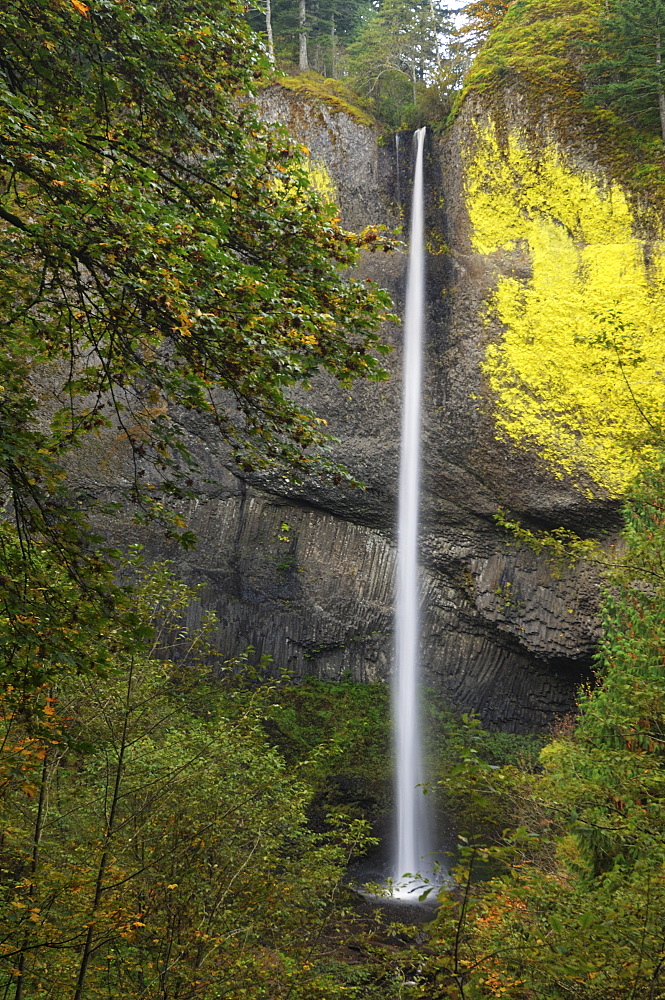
[453,0,665,212]
[275,73,377,128]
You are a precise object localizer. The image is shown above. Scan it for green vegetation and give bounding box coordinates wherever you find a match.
[0,551,541,998]
[276,73,376,126]
[0,4,397,990]
[250,0,467,128]
[0,0,394,688]
[0,568,380,999]
[459,0,514,50]
[346,0,465,129]
[248,0,368,75]
[586,0,665,141]
[412,6,665,995]
[406,469,665,999]
[263,679,540,830]
[254,0,665,144]
[3,0,665,998]
[457,0,665,201]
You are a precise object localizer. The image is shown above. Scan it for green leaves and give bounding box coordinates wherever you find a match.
[421,464,665,999]
[0,569,378,999]
[346,0,460,128]
[0,0,393,685]
[0,666,330,996]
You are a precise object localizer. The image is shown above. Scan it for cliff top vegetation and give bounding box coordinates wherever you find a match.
[457,0,665,201]
[249,0,467,128]
[274,73,377,126]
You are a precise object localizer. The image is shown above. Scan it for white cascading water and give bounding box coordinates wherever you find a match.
[393,126,430,897]
[395,133,401,205]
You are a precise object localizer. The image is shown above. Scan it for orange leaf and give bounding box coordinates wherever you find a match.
[70,0,90,15]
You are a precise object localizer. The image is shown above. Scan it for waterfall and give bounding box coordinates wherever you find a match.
[395,133,401,205]
[393,126,429,897]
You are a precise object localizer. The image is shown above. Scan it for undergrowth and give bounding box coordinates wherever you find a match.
[264,676,544,840]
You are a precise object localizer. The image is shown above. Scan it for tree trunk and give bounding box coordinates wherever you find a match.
[73,661,134,1000]
[657,33,665,142]
[331,13,336,79]
[429,0,442,68]
[299,0,309,72]
[265,0,275,66]
[14,751,50,1000]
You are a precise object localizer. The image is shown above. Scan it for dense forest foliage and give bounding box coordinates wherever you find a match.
[249,0,665,133]
[2,0,665,997]
[0,0,394,686]
[0,1,393,993]
[247,0,468,126]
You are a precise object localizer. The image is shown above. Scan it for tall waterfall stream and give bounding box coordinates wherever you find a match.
[393,127,433,898]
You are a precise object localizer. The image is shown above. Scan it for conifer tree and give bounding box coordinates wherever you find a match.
[348,0,453,115]
[459,0,512,51]
[299,0,309,68]
[588,0,665,141]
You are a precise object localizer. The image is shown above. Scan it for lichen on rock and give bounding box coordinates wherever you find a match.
[464,122,665,495]
[306,158,337,206]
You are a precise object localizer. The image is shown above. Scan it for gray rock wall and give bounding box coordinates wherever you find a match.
[85,84,615,732]
[258,85,392,231]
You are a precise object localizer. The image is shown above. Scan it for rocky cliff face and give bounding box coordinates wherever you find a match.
[86,77,644,731]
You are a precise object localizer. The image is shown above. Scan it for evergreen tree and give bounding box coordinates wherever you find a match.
[587,0,665,141]
[249,0,371,76]
[348,0,455,122]
[300,0,309,68]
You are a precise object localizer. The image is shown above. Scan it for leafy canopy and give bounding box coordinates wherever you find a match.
[0,0,393,684]
[459,0,513,51]
[0,567,377,1000]
[418,466,665,999]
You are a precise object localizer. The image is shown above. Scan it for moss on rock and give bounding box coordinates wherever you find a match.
[450,0,665,494]
[276,74,376,129]
[454,0,665,208]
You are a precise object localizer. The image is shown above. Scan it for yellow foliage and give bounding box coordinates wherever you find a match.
[555,833,585,870]
[306,160,337,207]
[465,123,665,495]
[271,159,337,209]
